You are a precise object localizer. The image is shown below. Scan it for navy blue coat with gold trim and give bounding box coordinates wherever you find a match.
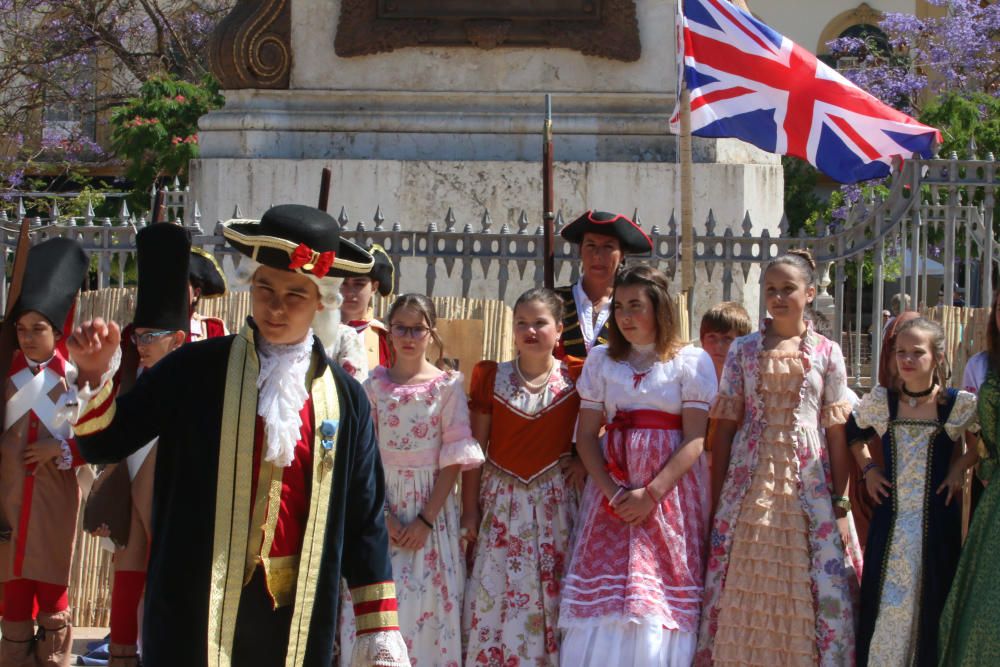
[76,331,393,667]
[555,284,609,359]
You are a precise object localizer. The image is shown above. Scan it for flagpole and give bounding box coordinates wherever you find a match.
[678,0,695,335]
[677,0,752,327]
[679,85,695,323]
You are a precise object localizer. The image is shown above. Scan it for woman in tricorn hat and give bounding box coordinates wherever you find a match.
[555,210,653,359]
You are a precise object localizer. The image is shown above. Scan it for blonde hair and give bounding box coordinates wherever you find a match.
[235,256,344,350]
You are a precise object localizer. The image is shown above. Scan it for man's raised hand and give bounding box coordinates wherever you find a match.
[67,318,121,387]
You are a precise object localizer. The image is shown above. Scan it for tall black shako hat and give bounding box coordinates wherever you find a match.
[189,247,227,298]
[11,237,88,333]
[134,224,191,333]
[561,210,652,255]
[221,204,373,278]
[367,244,394,296]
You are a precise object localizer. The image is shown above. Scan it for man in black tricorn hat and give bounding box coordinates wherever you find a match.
[555,210,652,359]
[62,205,408,667]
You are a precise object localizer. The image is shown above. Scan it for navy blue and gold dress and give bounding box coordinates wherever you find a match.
[848,386,977,666]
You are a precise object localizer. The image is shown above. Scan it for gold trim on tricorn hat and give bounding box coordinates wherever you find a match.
[221,204,373,278]
[367,244,394,296]
[190,246,228,299]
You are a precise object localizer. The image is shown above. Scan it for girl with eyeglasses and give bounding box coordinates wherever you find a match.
[339,293,484,665]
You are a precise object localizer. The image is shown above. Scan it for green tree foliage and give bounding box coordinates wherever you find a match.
[110,73,224,206]
[782,157,822,236]
[919,92,1000,159]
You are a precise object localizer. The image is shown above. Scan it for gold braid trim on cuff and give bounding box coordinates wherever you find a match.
[355,610,400,633]
[74,381,117,436]
[350,581,396,604]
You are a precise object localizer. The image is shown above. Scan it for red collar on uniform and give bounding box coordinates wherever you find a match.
[9,349,68,378]
[347,319,371,334]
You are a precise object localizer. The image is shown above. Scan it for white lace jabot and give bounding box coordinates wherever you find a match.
[257,330,314,468]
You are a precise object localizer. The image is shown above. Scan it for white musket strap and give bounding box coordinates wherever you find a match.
[5,366,68,439]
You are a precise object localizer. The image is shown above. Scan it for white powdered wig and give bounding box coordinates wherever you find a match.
[235,256,344,350]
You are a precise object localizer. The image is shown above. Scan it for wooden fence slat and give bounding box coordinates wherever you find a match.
[65,288,683,624]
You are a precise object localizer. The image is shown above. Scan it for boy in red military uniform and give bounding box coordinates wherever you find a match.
[187,247,228,341]
[0,238,89,667]
[340,244,393,369]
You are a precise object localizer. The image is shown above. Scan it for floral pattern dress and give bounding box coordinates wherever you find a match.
[559,345,718,665]
[339,367,484,666]
[695,324,862,667]
[464,359,582,667]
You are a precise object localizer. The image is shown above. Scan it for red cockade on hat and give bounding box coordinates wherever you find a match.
[288,242,335,277]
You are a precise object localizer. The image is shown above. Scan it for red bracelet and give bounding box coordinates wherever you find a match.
[645,484,663,504]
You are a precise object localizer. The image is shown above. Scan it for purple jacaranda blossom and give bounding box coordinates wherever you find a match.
[0,0,232,175]
[827,0,1000,113]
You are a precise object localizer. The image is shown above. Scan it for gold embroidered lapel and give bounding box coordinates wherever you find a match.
[207,330,341,667]
[284,364,339,665]
[207,328,259,667]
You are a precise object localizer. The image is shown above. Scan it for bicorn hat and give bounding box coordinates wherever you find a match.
[560,210,652,255]
[189,247,227,299]
[134,224,191,333]
[367,244,395,296]
[221,205,373,279]
[11,237,88,333]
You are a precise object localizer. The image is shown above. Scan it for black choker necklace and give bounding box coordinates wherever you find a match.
[901,382,936,407]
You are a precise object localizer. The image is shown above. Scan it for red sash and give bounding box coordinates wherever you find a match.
[603,409,682,514]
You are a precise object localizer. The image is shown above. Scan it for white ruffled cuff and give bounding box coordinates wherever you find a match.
[350,630,409,667]
[55,440,74,470]
[56,347,122,427]
[439,437,485,471]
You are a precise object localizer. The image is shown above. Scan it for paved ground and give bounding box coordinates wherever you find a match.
[73,626,111,661]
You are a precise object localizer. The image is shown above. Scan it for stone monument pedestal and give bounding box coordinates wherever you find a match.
[193,0,782,317]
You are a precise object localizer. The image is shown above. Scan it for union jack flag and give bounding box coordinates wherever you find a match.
[669,0,941,183]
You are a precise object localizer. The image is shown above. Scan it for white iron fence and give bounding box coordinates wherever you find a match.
[2,153,997,387]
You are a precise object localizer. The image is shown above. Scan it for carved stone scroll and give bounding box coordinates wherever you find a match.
[335,0,641,62]
[209,0,292,90]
